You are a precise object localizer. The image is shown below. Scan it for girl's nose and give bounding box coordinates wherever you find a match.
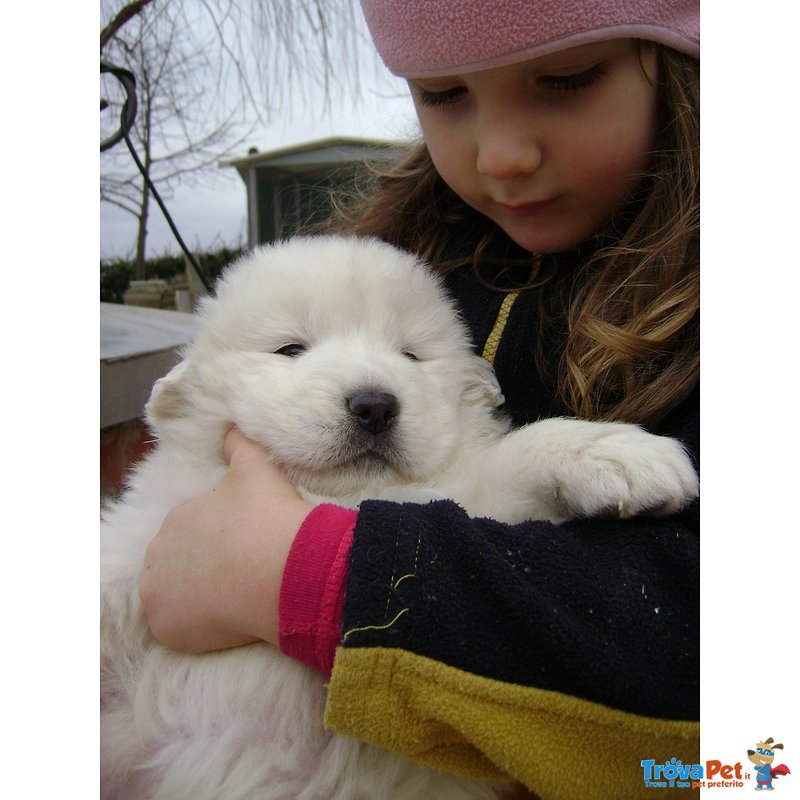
[476,119,542,180]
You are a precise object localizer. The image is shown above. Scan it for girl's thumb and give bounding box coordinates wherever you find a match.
[223,427,267,468]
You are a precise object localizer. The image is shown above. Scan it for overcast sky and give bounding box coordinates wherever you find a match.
[100,91,418,259]
[99,8,419,261]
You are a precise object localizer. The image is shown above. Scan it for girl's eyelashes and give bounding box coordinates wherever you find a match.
[415,63,607,108]
[416,86,467,109]
[539,63,607,94]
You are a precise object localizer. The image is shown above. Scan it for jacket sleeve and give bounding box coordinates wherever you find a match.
[323,393,700,799]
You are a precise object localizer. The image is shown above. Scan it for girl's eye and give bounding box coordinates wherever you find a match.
[416,86,467,109]
[539,64,606,94]
[274,343,307,357]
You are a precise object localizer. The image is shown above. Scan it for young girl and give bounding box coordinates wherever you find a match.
[139,1,700,797]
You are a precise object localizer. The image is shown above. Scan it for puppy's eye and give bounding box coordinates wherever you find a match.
[402,351,419,361]
[274,343,307,357]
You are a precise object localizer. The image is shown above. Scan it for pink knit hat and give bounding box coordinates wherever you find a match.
[360,0,699,78]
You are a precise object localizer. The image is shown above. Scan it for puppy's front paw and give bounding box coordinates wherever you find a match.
[526,419,699,522]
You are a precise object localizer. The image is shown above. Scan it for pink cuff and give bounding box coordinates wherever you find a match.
[278,504,357,675]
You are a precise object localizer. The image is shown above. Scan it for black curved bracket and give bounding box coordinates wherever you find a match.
[100,60,137,152]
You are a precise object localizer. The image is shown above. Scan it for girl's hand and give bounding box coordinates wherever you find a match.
[139,428,314,653]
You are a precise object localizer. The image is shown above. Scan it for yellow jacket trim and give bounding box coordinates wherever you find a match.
[325,646,700,800]
[481,255,542,366]
[481,291,520,366]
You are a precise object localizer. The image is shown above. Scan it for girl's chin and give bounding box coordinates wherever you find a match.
[494,212,607,254]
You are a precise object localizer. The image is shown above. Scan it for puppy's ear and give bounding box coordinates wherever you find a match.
[146,359,193,421]
[464,355,505,408]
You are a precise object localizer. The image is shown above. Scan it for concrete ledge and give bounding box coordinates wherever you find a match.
[101,303,196,428]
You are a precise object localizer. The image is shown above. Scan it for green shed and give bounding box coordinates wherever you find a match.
[222,136,407,248]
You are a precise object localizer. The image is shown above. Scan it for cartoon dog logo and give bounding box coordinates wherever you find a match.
[747,738,791,791]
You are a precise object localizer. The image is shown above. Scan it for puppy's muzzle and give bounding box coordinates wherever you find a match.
[348,391,399,435]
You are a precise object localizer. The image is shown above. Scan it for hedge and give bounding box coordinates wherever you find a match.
[100,246,244,304]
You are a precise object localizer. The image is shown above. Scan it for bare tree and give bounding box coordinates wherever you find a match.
[100,0,154,51]
[100,0,379,273]
[101,3,250,274]
[189,0,368,121]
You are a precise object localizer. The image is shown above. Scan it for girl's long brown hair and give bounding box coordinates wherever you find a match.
[327,44,699,429]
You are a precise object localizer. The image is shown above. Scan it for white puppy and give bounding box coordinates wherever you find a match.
[101,235,698,800]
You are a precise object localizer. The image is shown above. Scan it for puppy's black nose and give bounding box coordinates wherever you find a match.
[348,392,399,435]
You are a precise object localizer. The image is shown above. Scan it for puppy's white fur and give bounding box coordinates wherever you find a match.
[101,236,699,799]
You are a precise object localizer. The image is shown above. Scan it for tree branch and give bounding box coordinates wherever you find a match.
[100,0,155,51]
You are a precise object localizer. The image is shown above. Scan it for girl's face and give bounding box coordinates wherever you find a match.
[408,39,659,253]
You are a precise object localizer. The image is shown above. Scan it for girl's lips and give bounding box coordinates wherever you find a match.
[499,198,557,217]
